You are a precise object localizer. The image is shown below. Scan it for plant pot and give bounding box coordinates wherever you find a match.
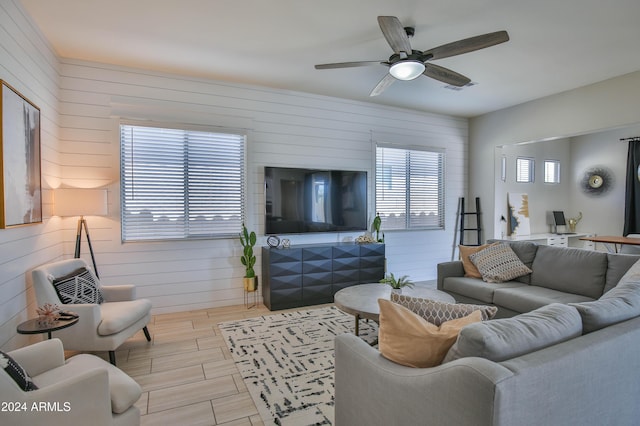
[391,288,402,295]
[244,276,258,292]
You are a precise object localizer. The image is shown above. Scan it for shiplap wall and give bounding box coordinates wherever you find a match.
[59,60,468,314]
[0,1,62,351]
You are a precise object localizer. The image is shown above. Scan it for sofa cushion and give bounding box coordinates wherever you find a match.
[52,267,104,304]
[378,299,482,368]
[530,245,607,299]
[498,240,538,284]
[604,254,640,294]
[0,351,38,391]
[390,293,498,325]
[443,277,527,303]
[570,259,640,333]
[469,243,532,283]
[493,286,594,314]
[98,299,152,336]
[444,303,582,363]
[459,243,498,278]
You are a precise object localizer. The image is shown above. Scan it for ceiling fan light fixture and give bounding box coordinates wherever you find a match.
[389,60,425,80]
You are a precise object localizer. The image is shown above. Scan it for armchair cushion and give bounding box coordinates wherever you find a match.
[52,267,104,304]
[0,351,37,391]
[98,299,153,336]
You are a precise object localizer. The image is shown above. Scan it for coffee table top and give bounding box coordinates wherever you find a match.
[334,283,455,321]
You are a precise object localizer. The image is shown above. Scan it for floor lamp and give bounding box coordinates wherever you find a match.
[54,188,108,278]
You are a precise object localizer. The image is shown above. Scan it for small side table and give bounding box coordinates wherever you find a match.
[17,318,79,340]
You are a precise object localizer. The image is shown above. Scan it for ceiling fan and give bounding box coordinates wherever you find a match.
[315,16,509,96]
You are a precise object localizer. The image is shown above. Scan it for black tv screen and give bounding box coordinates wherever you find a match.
[265,167,368,234]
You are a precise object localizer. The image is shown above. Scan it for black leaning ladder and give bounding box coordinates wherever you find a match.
[458,197,482,246]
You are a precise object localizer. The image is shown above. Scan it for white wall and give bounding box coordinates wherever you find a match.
[0,1,62,350]
[494,138,572,236]
[470,71,640,240]
[569,125,640,237]
[58,59,468,314]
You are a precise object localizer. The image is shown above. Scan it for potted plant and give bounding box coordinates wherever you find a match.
[240,223,258,292]
[372,212,384,243]
[379,272,414,294]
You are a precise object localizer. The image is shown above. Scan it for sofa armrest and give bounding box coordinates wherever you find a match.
[334,333,513,426]
[101,284,136,302]
[437,260,465,290]
[8,339,65,376]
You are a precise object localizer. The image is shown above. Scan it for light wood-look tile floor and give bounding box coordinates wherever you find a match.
[95,303,278,426]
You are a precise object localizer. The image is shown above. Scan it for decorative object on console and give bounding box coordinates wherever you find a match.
[580,166,613,196]
[372,212,384,243]
[379,272,414,292]
[567,212,583,232]
[507,192,531,236]
[240,223,258,292]
[266,235,280,248]
[54,187,108,278]
[0,80,42,228]
[355,234,376,243]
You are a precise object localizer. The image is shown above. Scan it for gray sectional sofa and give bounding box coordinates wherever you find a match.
[437,241,640,317]
[335,252,640,426]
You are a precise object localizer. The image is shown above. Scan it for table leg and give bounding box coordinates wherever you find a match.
[47,331,52,339]
[355,314,360,336]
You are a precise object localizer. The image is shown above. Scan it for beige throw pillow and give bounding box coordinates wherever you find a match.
[469,243,532,283]
[459,243,498,278]
[378,299,482,368]
[390,293,498,325]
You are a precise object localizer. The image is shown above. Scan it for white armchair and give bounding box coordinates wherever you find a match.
[0,338,141,426]
[31,258,152,365]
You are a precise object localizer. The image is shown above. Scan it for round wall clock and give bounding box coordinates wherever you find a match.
[580,167,613,196]
[267,235,281,248]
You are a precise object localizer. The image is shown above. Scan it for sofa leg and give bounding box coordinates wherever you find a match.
[143,326,151,342]
[109,351,116,366]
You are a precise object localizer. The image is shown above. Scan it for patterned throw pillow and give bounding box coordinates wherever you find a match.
[469,243,532,283]
[52,267,104,304]
[0,351,38,391]
[378,299,482,368]
[458,243,498,278]
[391,293,497,325]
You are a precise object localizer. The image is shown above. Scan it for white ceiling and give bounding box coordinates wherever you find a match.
[19,0,640,117]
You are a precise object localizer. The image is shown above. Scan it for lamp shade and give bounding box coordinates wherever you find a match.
[54,188,108,217]
[389,61,425,81]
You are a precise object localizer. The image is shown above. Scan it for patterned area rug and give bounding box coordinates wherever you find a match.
[218,306,378,425]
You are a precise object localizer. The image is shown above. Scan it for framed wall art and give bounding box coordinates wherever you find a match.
[1,80,42,228]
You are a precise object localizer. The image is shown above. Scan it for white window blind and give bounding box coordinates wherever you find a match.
[120,124,246,241]
[375,145,445,230]
[516,157,535,183]
[544,160,561,183]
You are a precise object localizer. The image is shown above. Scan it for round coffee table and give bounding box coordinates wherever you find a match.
[334,283,455,336]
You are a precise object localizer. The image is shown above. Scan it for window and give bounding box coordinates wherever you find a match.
[516,157,535,183]
[544,160,561,184]
[375,145,445,230]
[120,124,246,241]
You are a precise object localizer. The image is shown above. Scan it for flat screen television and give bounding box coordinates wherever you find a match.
[265,167,368,234]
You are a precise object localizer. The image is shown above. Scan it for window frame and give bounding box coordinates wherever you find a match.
[544,159,561,184]
[516,157,535,183]
[375,143,445,231]
[119,121,247,242]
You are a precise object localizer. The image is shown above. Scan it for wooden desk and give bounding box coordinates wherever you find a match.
[579,236,640,253]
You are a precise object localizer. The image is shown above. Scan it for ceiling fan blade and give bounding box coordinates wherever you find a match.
[421,30,509,61]
[423,63,471,87]
[377,16,412,54]
[370,73,396,97]
[315,61,382,70]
